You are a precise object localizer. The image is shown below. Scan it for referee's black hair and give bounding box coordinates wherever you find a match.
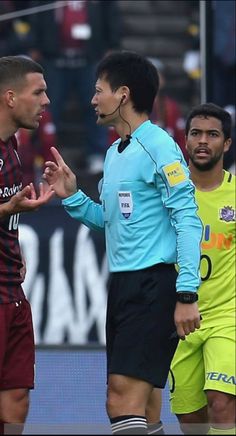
[95,50,159,115]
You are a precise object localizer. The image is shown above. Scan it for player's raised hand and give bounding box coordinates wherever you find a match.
[43,147,77,199]
[0,182,55,218]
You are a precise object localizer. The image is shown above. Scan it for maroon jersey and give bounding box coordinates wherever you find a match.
[0,136,25,303]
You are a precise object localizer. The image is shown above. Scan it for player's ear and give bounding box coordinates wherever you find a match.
[223,138,231,153]
[5,90,15,107]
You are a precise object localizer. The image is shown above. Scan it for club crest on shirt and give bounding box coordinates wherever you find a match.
[118,191,133,219]
[219,206,235,222]
[163,161,187,186]
[0,159,4,171]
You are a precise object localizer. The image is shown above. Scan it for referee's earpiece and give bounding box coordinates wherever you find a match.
[100,95,126,118]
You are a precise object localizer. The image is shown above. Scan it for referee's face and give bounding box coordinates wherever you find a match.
[91,78,123,127]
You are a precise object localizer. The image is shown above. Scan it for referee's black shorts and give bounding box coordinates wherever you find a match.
[106,263,179,388]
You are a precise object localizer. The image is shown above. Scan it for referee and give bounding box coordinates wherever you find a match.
[43,51,203,435]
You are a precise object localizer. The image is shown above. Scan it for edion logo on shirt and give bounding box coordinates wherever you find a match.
[202,224,234,250]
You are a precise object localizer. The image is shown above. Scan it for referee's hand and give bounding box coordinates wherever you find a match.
[43,147,77,199]
[174,302,201,340]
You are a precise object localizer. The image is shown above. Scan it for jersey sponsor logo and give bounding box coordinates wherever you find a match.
[118,191,133,219]
[0,159,4,171]
[219,206,235,222]
[162,161,187,186]
[0,182,22,198]
[206,372,236,385]
[202,224,234,250]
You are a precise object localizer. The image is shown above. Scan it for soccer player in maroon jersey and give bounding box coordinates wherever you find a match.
[0,56,54,434]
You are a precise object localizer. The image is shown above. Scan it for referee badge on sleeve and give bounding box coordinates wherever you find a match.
[118,191,133,219]
[163,161,187,186]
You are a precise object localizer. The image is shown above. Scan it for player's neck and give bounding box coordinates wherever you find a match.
[0,114,16,142]
[189,163,225,192]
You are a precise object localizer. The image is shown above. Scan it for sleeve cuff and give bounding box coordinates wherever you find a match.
[62,190,83,206]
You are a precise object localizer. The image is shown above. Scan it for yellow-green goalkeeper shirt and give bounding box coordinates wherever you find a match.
[196,170,235,328]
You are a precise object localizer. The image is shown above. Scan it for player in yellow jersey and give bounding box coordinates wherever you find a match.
[146,103,235,435]
[169,103,235,434]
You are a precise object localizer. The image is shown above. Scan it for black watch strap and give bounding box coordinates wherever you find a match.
[177,292,198,304]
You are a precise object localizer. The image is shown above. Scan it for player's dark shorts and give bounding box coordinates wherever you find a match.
[0,295,35,390]
[106,263,179,388]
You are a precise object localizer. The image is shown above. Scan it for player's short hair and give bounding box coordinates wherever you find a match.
[0,55,44,92]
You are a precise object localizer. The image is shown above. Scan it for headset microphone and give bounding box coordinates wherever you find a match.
[100,95,125,118]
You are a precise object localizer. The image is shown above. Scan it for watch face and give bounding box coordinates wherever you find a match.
[177,292,198,303]
[184,295,191,301]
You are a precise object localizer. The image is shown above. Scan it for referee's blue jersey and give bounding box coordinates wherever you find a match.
[62,120,203,292]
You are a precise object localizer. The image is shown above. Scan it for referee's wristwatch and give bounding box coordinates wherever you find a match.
[177,292,198,304]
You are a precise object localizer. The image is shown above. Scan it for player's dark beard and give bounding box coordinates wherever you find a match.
[190,150,223,171]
